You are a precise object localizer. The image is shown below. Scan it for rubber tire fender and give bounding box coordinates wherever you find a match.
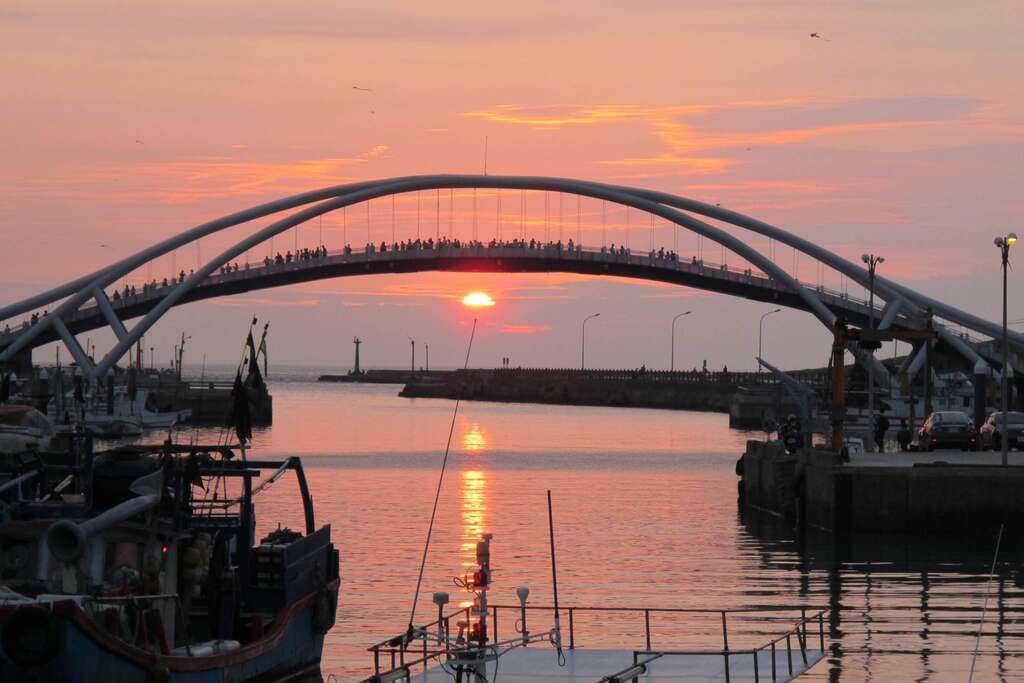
[1,606,61,668]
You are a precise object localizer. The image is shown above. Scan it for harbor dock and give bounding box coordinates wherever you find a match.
[739,440,1024,533]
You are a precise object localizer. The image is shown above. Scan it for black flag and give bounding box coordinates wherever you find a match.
[227,369,252,444]
[246,331,260,380]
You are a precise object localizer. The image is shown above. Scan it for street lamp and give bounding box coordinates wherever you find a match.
[670,311,692,372]
[862,254,885,452]
[425,343,429,374]
[581,313,600,370]
[757,309,782,371]
[408,337,415,375]
[995,232,1018,466]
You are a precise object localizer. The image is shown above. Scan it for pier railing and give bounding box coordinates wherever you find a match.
[366,603,827,681]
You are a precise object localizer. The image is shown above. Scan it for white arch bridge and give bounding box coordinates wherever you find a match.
[1,175,1018,383]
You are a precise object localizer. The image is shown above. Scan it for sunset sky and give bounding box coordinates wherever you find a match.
[2,1,1021,371]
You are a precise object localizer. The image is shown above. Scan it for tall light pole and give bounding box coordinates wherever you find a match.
[408,337,415,375]
[425,343,429,374]
[995,233,1017,466]
[581,313,600,370]
[670,311,691,372]
[862,253,885,452]
[757,308,782,370]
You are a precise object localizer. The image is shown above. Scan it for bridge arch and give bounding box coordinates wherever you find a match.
[0,175,1014,379]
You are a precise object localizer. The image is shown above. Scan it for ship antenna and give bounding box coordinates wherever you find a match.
[407,318,478,635]
[548,490,566,666]
[968,523,1004,682]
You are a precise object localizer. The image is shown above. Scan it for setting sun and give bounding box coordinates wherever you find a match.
[461,291,495,308]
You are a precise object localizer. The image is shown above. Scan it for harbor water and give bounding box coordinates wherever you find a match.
[168,369,1024,681]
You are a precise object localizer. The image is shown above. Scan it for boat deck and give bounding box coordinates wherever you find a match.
[411,647,825,682]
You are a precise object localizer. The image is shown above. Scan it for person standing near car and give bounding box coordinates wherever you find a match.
[897,418,911,451]
[875,413,890,453]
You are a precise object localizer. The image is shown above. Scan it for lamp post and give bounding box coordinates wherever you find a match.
[408,337,415,375]
[670,311,692,372]
[862,253,885,452]
[581,313,600,370]
[995,232,1018,466]
[757,308,782,370]
[425,343,429,374]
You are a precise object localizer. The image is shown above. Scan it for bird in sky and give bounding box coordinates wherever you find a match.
[134,139,144,144]
[810,32,830,41]
[352,86,373,92]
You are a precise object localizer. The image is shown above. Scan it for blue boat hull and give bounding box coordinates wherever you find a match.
[0,581,337,683]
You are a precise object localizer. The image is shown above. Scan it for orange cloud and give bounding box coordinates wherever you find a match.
[501,324,552,334]
[209,297,320,308]
[11,145,390,205]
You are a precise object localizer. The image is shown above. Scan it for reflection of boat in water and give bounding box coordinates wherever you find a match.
[0,438,339,682]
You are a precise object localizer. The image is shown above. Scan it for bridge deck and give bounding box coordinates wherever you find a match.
[1,244,875,349]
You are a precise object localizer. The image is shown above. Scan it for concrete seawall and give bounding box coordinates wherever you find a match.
[399,368,742,412]
[740,440,1024,533]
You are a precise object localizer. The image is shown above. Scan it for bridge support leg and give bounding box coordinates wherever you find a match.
[91,287,129,341]
[51,317,95,379]
[876,298,904,331]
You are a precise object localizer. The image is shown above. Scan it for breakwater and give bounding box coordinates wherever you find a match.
[399,368,794,414]
[739,440,1024,532]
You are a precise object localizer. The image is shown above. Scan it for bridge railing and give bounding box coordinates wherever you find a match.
[0,241,877,340]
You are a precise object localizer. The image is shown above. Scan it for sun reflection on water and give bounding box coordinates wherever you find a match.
[461,422,488,453]
[458,470,488,606]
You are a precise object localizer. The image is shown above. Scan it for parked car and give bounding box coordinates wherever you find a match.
[979,411,1024,451]
[917,411,976,451]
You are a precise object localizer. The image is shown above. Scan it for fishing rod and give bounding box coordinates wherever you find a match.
[547,490,566,666]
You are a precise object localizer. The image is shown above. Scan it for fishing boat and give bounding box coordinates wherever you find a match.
[0,435,339,682]
[48,387,191,438]
[0,404,58,455]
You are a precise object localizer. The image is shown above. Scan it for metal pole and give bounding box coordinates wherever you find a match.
[758,309,781,371]
[425,343,429,374]
[671,311,691,372]
[409,337,415,375]
[862,254,883,452]
[867,266,875,451]
[1001,238,1013,466]
[581,313,599,370]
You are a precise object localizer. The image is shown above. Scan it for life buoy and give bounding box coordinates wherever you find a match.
[1,606,61,667]
[312,587,337,635]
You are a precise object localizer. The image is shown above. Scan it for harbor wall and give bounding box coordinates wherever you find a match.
[740,441,1024,533]
[398,368,765,413]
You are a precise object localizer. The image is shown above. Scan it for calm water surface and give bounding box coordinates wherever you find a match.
[173,371,1024,681]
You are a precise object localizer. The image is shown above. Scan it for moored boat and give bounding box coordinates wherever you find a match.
[0,438,339,683]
